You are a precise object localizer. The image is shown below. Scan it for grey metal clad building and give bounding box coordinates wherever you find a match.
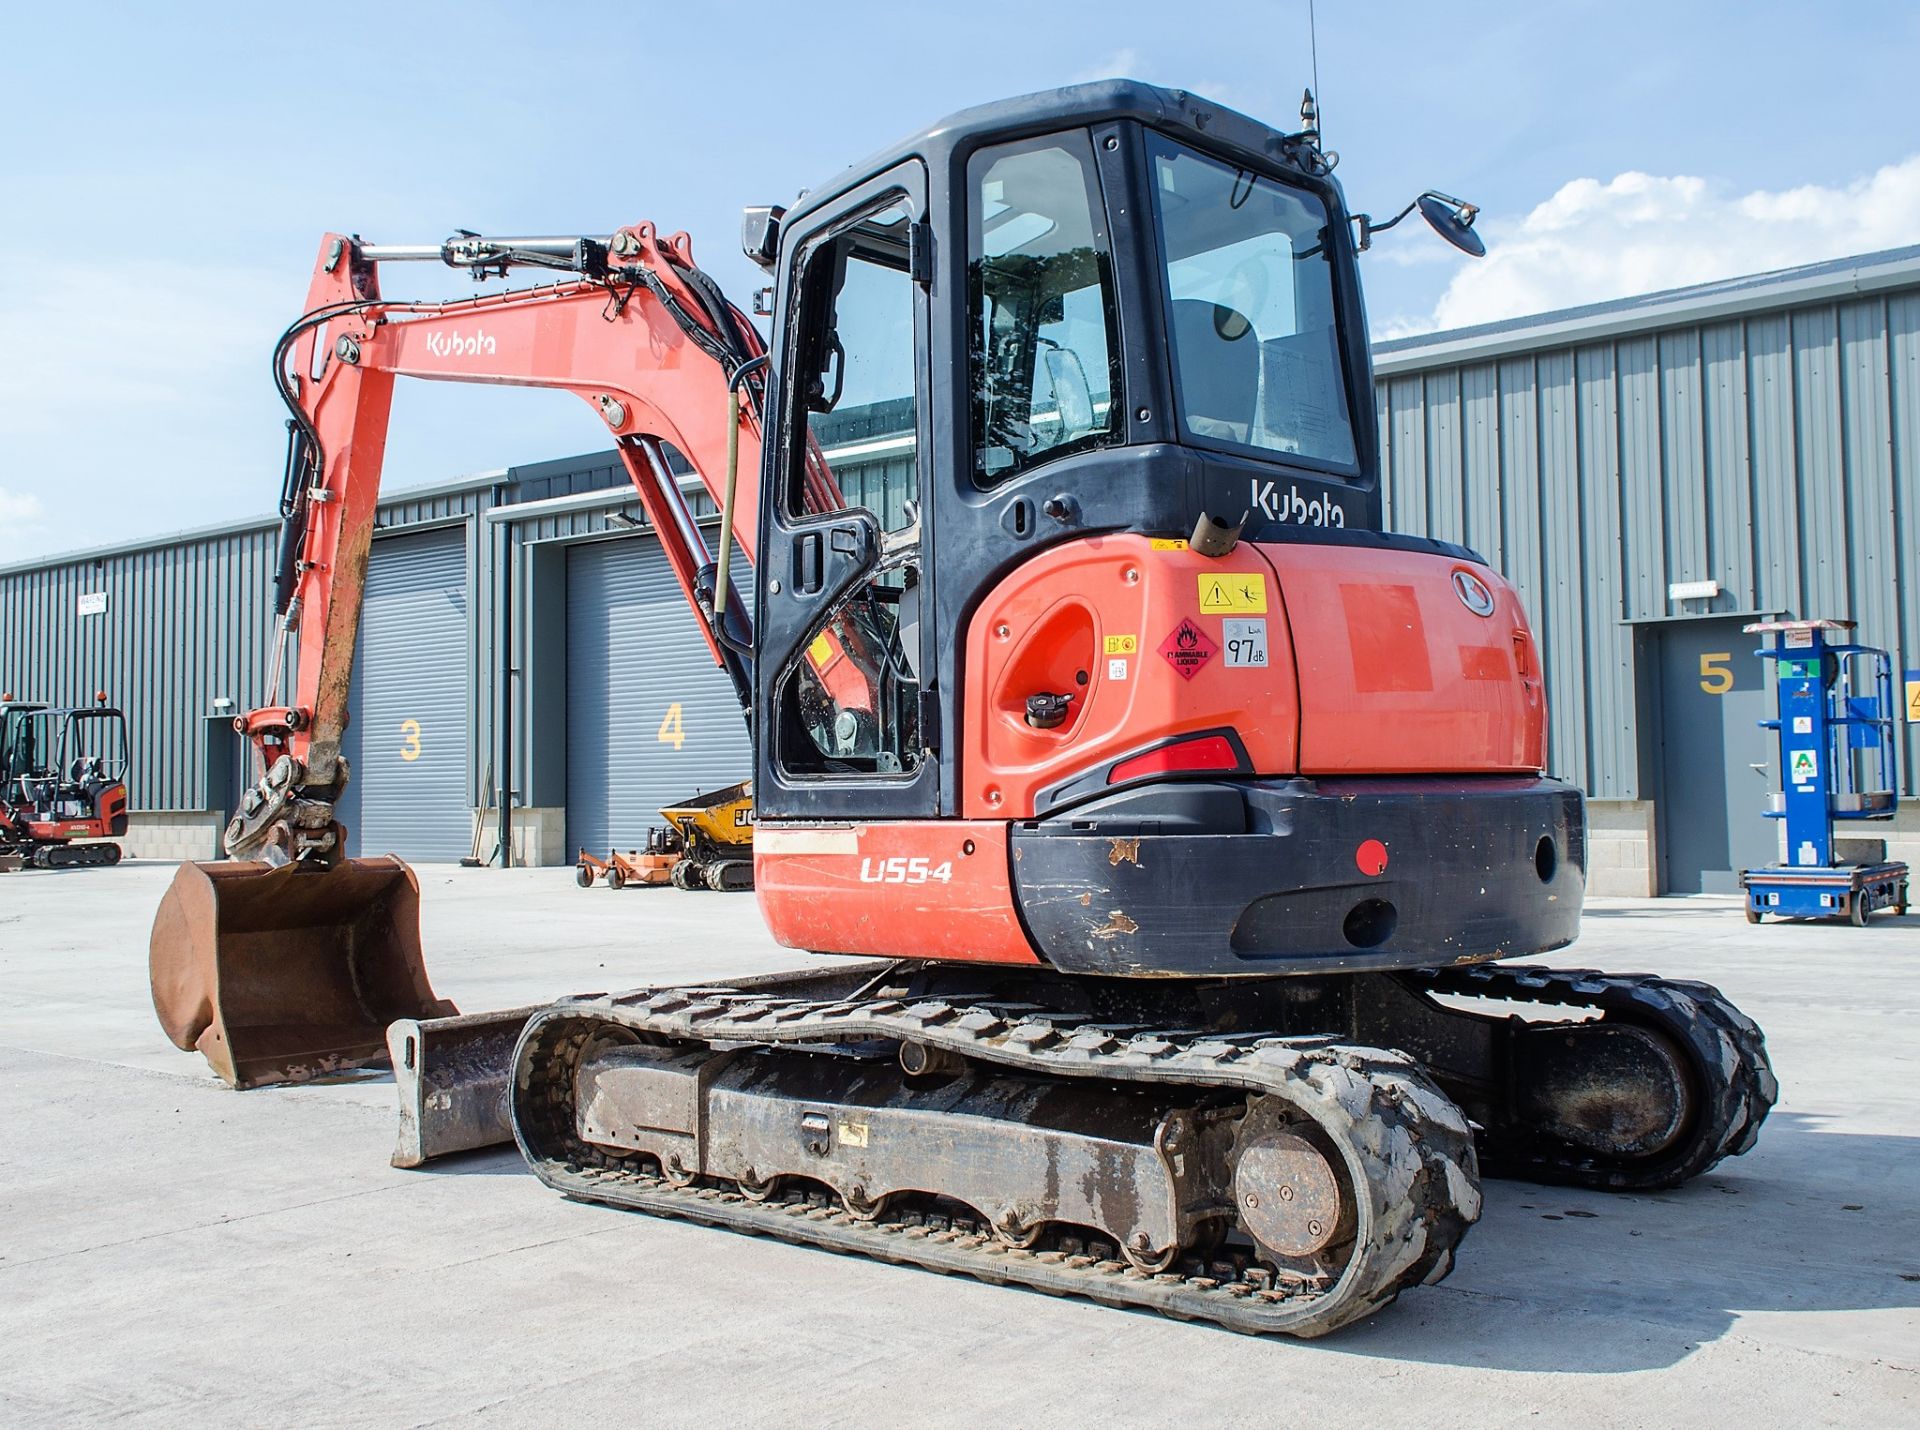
[0,454,672,864]
[3,246,1917,890]
[1373,244,1920,893]
[0,419,888,868]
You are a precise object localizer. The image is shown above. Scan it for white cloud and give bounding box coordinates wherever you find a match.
[1401,155,1920,335]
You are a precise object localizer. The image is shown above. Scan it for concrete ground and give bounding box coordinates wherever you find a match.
[1,863,1915,1427]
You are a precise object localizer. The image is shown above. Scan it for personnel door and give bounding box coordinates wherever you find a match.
[755,163,937,821]
[1656,617,1774,892]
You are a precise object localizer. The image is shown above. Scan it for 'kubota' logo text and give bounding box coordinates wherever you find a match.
[1251,479,1346,527]
[425,330,497,358]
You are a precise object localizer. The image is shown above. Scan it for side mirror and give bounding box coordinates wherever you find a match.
[741,205,785,271]
[1417,193,1485,258]
[1043,346,1097,438]
[1353,190,1484,258]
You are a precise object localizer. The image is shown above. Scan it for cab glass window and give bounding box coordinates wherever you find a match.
[968,133,1121,486]
[778,565,922,777]
[787,199,919,533]
[1148,133,1358,471]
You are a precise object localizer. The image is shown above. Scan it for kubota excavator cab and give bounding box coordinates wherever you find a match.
[746,82,1581,972]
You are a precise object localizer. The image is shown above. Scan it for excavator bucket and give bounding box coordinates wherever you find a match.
[149,857,457,1088]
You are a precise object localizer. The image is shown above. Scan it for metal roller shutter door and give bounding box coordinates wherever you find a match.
[338,527,472,861]
[566,536,751,855]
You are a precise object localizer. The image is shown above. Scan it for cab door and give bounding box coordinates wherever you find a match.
[755,162,938,821]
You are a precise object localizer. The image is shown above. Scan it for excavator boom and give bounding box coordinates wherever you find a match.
[151,220,789,1085]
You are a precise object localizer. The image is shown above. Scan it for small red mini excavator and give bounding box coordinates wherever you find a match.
[0,695,131,869]
[150,82,1774,1336]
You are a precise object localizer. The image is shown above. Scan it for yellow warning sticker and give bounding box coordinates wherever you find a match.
[807,634,833,668]
[1906,674,1920,723]
[838,1119,870,1148]
[1197,572,1267,614]
[1104,634,1138,655]
[1151,538,1189,551]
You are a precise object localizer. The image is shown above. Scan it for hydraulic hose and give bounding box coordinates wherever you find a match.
[713,354,769,623]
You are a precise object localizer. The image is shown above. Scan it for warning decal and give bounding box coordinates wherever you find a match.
[1104,633,1139,655]
[1790,748,1818,784]
[1906,670,1920,723]
[1222,618,1268,667]
[1197,572,1268,614]
[1160,619,1218,680]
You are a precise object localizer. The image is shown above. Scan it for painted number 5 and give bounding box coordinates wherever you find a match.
[657,702,686,751]
[399,718,423,762]
[1698,653,1734,696]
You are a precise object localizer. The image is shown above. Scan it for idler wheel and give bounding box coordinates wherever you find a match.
[1231,1104,1356,1262]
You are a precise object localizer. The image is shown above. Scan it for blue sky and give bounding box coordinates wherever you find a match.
[2,0,1916,562]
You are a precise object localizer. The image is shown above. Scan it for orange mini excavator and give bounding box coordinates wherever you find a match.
[151,83,1773,1336]
[1,697,131,869]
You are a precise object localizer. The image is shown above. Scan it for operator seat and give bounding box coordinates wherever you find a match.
[1170,298,1260,442]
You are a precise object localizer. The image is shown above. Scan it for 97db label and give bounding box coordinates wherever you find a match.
[1223,618,1268,667]
[860,857,953,885]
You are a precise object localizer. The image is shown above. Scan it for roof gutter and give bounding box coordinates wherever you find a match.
[1374,250,1920,376]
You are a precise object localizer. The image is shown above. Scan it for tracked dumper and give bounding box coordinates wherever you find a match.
[151,81,1774,1337]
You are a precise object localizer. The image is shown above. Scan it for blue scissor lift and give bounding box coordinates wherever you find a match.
[1739,619,1909,926]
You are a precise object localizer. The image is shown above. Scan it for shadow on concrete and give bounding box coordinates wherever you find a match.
[1583,902,1917,930]
[1324,1109,1920,1372]
[374,1100,1919,1371]
[410,1145,526,1177]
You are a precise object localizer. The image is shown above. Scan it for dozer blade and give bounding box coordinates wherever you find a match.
[387,1006,545,1167]
[149,857,457,1088]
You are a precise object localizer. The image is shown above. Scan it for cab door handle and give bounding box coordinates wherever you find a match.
[795,533,823,593]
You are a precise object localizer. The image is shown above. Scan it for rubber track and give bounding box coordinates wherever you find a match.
[30,842,120,869]
[1405,963,1778,1189]
[512,983,1483,1338]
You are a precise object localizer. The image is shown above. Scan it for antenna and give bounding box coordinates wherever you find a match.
[1308,0,1322,123]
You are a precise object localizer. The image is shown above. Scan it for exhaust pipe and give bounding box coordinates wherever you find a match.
[149,857,456,1088]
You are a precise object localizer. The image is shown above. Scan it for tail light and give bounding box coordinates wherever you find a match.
[1109,732,1244,785]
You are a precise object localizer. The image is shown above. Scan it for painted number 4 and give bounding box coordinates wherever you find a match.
[859,856,954,885]
[657,702,686,751]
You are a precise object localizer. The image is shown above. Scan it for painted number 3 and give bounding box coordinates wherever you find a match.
[657,702,686,751]
[399,719,422,762]
[1698,653,1734,695]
